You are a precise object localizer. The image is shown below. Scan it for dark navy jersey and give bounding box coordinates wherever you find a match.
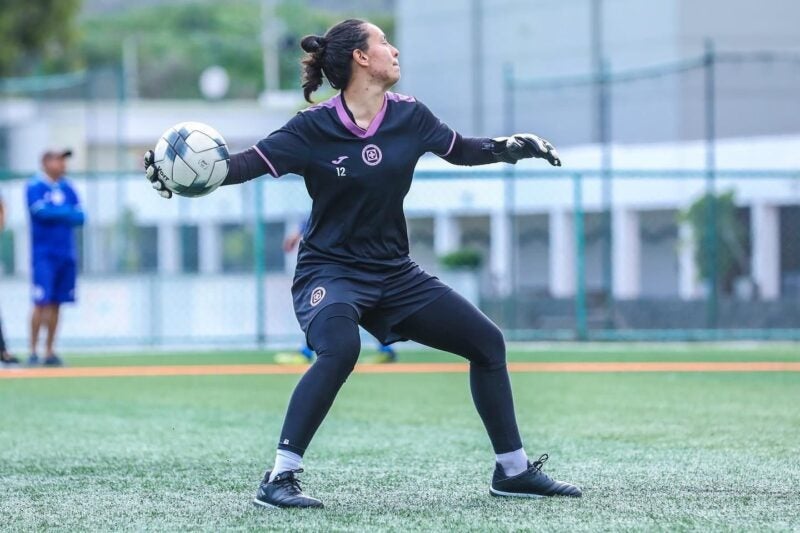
[254,92,456,269]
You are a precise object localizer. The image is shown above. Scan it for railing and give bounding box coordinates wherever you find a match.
[1,167,798,347]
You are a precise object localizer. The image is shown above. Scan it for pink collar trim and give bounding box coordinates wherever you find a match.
[334,93,388,139]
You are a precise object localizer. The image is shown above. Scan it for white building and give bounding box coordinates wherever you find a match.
[1,0,799,345]
[0,92,797,345]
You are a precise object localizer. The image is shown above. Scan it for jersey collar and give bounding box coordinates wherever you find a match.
[334,93,388,139]
[35,172,63,186]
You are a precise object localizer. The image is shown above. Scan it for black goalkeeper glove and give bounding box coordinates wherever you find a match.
[143,150,172,199]
[491,133,562,167]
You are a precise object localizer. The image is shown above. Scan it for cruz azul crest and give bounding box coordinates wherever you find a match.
[361,144,382,166]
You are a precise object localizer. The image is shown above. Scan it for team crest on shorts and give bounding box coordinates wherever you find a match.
[310,286,326,307]
[361,144,382,166]
[33,285,45,302]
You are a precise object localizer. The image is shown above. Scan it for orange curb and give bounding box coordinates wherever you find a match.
[1,361,799,379]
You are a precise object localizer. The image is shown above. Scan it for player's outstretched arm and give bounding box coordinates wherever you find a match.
[441,133,561,167]
[491,134,562,166]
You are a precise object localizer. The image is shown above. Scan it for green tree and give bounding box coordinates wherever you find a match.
[80,1,264,99]
[681,191,750,295]
[78,0,395,99]
[0,0,82,76]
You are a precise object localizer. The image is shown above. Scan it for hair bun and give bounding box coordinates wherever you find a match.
[301,35,327,53]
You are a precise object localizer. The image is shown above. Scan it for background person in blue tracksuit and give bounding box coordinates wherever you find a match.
[26,149,85,366]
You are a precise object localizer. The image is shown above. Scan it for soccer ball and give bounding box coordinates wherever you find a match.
[153,122,229,198]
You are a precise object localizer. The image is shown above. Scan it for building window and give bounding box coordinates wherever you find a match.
[780,206,800,297]
[222,223,254,273]
[262,221,286,273]
[137,226,158,272]
[180,224,199,273]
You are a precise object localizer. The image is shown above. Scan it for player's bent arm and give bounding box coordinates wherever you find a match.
[145,146,275,198]
[144,146,271,198]
[70,208,85,226]
[29,203,84,224]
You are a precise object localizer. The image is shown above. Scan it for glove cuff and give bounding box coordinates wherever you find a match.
[489,137,508,155]
[490,137,518,164]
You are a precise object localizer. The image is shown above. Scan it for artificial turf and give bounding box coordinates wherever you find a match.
[1,344,798,531]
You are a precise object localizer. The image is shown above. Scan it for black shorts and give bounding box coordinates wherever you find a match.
[292,259,452,347]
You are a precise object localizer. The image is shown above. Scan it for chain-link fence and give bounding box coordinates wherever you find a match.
[506,47,800,146]
[1,53,799,348]
[502,45,800,340]
[0,167,798,348]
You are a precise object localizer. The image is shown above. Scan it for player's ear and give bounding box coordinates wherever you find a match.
[353,48,369,67]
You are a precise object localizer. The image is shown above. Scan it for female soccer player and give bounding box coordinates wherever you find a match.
[145,19,580,508]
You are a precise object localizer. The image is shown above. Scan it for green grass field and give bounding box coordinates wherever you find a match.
[2,344,799,531]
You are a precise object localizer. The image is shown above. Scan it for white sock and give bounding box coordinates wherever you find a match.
[268,449,303,483]
[496,448,529,477]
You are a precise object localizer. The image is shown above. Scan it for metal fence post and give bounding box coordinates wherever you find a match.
[84,70,98,275]
[503,63,517,328]
[503,63,515,134]
[471,0,484,134]
[502,160,517,329]
[573,172,588,340]
[599,58,614,329]
[254,179,266,347]
[704,39,719,329]
[116,63,127,173]
[115,65,127,277]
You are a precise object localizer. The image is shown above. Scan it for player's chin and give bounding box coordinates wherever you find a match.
[383,73,401,91]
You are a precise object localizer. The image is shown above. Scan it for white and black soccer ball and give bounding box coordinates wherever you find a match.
[153,122,229,198]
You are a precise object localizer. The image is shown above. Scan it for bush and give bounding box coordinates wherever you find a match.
[438,248,483,270]
[680,190,749,294]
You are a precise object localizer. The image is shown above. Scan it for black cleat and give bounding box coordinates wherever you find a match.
[253,469,324,509]
[1,352,20,367]
[490,454,582,498]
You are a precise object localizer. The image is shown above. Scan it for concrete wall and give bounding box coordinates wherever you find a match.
[0,268,480,349]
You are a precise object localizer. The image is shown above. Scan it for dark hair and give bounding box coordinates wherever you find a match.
[300,19,370,103]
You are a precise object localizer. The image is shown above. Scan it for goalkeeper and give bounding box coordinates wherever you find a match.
[145,18,579,509]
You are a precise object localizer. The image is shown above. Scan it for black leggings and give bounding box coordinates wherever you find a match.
[276,291,523,455]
